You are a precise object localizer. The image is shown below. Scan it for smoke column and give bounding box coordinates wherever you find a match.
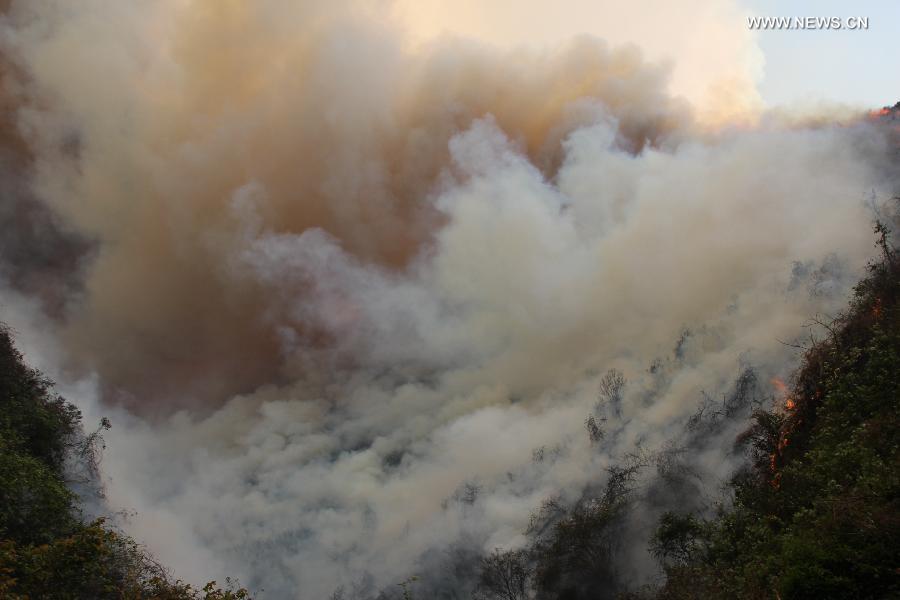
[0,0,897,597]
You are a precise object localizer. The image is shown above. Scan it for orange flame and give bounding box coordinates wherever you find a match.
[771,377,796,411]
[771,377,788,394]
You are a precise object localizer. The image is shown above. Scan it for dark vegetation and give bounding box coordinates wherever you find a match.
[0,324,252,599]
[466,222,900,600]
[641,222,900,599]
[2,221,897,600]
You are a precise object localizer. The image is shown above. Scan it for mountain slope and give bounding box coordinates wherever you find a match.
[645,225,900,599]
[0,324,252,599]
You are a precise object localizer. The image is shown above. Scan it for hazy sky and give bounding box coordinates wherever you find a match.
[746,0,900,108]
[393,0,898,112]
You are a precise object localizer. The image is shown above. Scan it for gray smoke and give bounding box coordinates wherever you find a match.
[0,0,897,597]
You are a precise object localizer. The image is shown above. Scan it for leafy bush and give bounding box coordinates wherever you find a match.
[0,324,253,599]
[647,226,900,599]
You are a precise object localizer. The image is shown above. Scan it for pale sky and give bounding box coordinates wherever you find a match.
[392,0,899,113]
[745,0,900,108]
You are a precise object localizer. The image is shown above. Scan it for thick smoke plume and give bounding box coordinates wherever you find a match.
[0,0,897,597]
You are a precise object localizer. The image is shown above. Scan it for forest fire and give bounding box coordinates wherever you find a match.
[0,0,897,595]
[873,297,883,320]
[771,377,787,394]
[869,102,899,119]
[868,102,900,136]
[771,377,795,410]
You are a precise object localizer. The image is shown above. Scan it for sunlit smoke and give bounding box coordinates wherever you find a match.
[0,0,897,597]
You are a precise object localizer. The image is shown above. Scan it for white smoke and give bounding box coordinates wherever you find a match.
[0,0,896,597]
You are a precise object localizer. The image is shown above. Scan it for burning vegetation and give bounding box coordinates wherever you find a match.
[869,102,900,120]
[393,216,900,600]
[0,0,898,592]
[642,217,900,599]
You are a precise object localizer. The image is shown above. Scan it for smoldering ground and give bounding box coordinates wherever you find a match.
[0,0,898,597]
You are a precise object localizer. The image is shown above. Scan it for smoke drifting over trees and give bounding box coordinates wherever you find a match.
[0,0,898,597]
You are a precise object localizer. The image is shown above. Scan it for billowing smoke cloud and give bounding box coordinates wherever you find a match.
[1,0,694,410]
[0,0,897,597]
[392,0,766,124]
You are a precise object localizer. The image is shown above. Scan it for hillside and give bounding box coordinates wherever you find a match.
[2,230,898,599]
[463,224,900,600]
[640,225,900,599]
[0,325,252,599]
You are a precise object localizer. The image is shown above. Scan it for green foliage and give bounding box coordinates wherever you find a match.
[521,460,646,600]
[0,437,76,545]
[649,513,704,566]
[647,229,900,599]
[0,325,80,473]
[0,324,253,599]
[0,324,80,547]
[475,549,529,600]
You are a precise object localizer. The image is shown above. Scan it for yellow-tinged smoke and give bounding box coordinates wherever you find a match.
[1,0,693,409]
[392,0,765,125]
[0,1,897,597]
